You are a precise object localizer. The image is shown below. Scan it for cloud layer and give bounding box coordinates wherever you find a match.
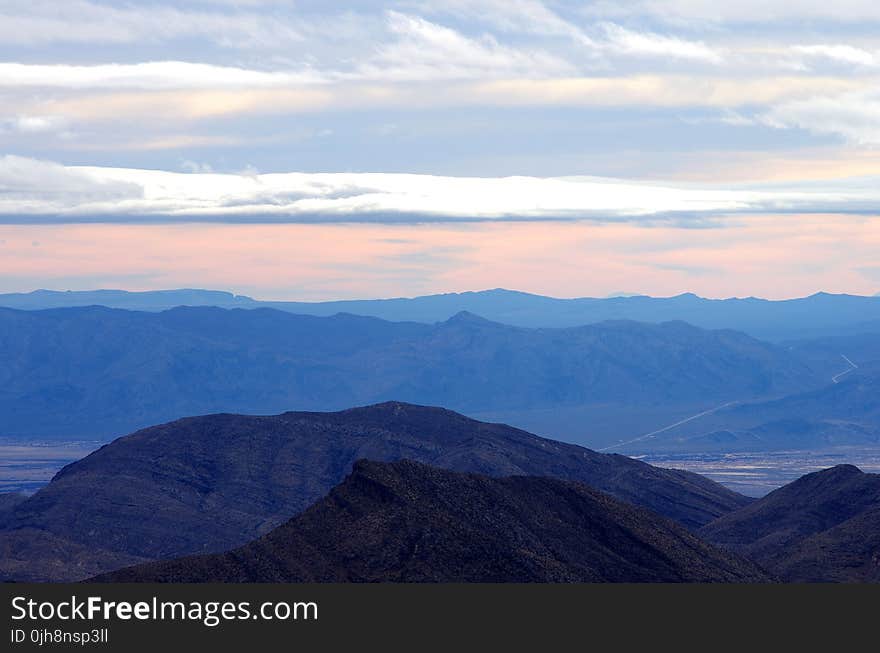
[2,1,880,178]
[1,155,879,223]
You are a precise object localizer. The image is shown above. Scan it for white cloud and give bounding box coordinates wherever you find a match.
[404,5,723,65]
[0,155,142,211]
[0,0,304,48]
[762,88,880,145]
[0,62,325,90]
[0,14,576,92]
[600,23,723,63]
[3,0,880,172]
[2,115,69,134]
[411,0,597,46]
[792,44,877,67]
[354,12,576,81]
[717,110,756,126]
[1,155,879,222]
[585,1,880,24]
[12,73,864,131]
[180,160,215,174]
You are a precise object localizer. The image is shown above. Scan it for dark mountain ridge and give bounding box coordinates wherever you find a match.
[95,459,770,584]
[700,465,880,581]
[0,402,749,581]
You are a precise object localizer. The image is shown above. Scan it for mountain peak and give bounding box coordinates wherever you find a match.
[813,463,863,478]
[444,310,495,325]
[784,464,864,489]
[341,400,439,416]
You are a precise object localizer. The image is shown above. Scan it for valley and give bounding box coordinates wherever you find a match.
[640,449,880,497]
[0,440,99,493]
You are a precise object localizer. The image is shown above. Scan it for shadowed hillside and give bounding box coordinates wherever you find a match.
[95,460,770,584]
[0,402,749,581]
[700,465,880,581]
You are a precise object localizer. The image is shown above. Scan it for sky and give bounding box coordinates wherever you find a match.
[2,0,880,299]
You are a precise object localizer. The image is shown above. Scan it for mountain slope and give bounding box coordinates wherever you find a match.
[700,465,880,581]
[0,528,147,583]
[0,492,27,519]
[96,460,770,583]
[0,305,818,441]
[0,402,750,581]
[773,506,880,582]
[632,370,880,453]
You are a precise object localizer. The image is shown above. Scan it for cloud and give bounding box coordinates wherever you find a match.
[464,76,863,110]
[411,0,597,46]
[353,11,577,81]
[792,44,878,67]
[762,87,880,145]
[2,155,880,223]
[0,13,577,92]
[1,114,69,134]
[19,74,864,134]
[0,0,304,48]
[3,1,880,181]
[586,1,880,24]
[716,110,756,126]
[600,23,723,63]
[180,160,215,174]
[0,155,143,214]
[0,12,722,91]
[0,62,325,90]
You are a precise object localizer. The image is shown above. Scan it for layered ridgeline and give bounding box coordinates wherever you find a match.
[0,305,819,442]
[0,403,750,581]
[96,460,769,583]
[4,288,880,341]
[700,465,880,582]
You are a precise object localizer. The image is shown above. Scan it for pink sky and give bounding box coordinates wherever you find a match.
[1,214,878,300]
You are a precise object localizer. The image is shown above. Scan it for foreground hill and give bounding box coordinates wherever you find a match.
[773,506,880,582]
[96,460,769,583]
[700,465,880,581]
[0,305,818,441]
[0,403,749,581]
[0,492,27,516]
[4,287,880,341]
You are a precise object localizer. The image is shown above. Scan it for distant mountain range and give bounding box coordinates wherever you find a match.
[95,459,768,583]
[4,287,880,341]
[0,403,749,581]
[700,465,880,582]
[0,305,819,444]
